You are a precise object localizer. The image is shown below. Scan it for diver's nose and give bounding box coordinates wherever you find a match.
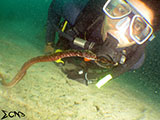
[116,17,130,33]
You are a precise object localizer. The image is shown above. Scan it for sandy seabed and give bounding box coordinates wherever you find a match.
[0,20,160,120]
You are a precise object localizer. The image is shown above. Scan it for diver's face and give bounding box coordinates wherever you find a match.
[101,0,153,48]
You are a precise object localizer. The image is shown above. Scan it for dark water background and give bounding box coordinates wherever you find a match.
[0,0,160,107]
[0,0,51,51]
[0,0,50,22]
[117,31,160,104]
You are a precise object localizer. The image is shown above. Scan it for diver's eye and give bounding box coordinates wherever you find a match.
[135,23,142,31]
[118,7,125,14]
[134,18,145,32]
[112,4,129,17]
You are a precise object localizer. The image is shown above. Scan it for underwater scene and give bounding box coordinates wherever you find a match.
[0,0,160,120]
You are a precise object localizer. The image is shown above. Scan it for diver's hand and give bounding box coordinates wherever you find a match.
[44,43,54,54]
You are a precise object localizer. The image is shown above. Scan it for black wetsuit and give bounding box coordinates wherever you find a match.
[46,0,146,85]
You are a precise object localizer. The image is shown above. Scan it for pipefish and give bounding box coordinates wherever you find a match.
[0,50,97,88]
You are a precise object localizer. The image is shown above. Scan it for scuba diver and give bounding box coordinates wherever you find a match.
[45,0,159,88]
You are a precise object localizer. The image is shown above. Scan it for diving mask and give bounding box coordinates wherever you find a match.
[103,0,154,44]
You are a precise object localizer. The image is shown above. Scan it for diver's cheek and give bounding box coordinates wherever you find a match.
[103,32,108,41]
[102,29,108,41]
[101,22,108,41]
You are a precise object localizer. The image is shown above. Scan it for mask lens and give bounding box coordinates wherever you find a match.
[131,16,153,44]
[103,0,131,19]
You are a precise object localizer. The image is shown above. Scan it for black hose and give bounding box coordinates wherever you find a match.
[52,23,74,42]
[52,23,95,50]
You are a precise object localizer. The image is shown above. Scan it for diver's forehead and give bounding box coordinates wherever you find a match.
[127,0,154,24]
